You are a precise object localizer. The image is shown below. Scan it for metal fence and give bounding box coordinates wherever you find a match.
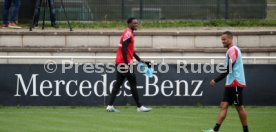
[0,0,271,22]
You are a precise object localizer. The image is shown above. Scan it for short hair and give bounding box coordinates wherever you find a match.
[222,31,233,38]
[127,17,137,24]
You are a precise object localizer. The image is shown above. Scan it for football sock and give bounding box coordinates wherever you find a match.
[243,125,249,132]
[213,123,221,131]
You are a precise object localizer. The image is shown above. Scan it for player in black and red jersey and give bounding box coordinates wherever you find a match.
[106,18,152,112]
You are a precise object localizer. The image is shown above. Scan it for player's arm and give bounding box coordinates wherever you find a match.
[214,61,231,82]
[134,52,141,62]
[210,59,231,87]
[134,52,152,68]
[122,38,131,65]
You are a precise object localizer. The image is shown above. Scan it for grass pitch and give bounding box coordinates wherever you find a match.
[0,106,275,132]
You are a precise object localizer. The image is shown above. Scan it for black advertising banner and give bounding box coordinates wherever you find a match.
[0,63,275,106]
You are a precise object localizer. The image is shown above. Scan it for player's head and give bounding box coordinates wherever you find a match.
[221,31,233,48]
[127,17,139,31]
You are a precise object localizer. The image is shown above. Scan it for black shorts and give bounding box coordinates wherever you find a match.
[222,86,244,106]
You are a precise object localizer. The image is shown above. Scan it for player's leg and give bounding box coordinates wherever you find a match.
[108,71,125,105]
[203,102,229,132]
[125,72,142,107]
[216,101,229,124]
[126,72,152,112]
[106,69,125,112]
[234,87,248,132]
[236,105,248,132]
[213,101,229,131]
[213,87,234,131]
[204,88,232,132]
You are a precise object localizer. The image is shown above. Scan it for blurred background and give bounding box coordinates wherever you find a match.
[0,0,274,22]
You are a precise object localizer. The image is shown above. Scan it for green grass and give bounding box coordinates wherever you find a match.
[19,20,276,29]
[0,106,275,132]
